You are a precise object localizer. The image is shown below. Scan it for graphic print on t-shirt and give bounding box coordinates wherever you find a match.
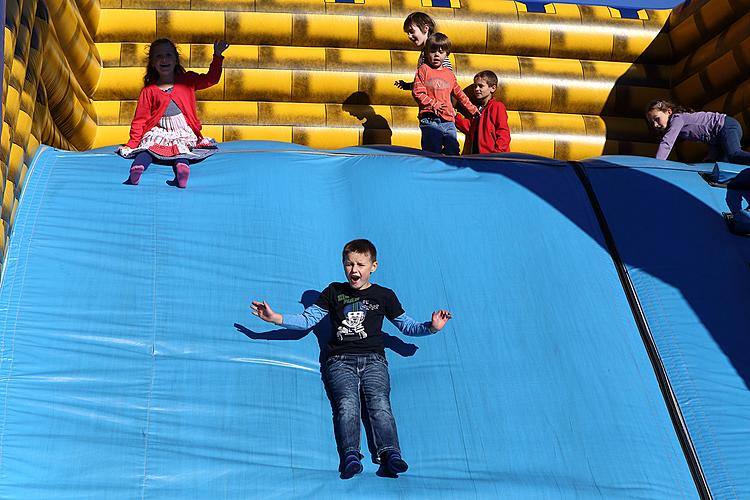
[335,295,381,341]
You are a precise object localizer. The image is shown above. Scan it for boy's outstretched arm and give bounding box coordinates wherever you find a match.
[251,300,283,325]
[251,300,328,330]
[391,309,453,336]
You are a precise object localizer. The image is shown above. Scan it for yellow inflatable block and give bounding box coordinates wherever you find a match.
[2,179,15,222]
[500,78,553,113]
[488,23,551,58]
[95,67,153,100]
[359,73,414,107]
[614,32,669,62]
[326,48,391,73]
[200,125,224,142]
[292,71,358,103]
[94,101,122,126]
[524,112,587,136]
[196,101,259,125]
[439,20,489,54]
[507,111,522,132]
[14,109,32,145]
[259,46,325,70]
[76,0,101,36]
[453,54,520,78]
[555,138,606,160]
[258,102,326,126]
[552,85,614,115]
[8,143,23,186]
[511,135,555,158]
[292,14,358,48]
[190,44,258,68]
[4,85,20,125]
[550,31,614,61]
[224,69,292,102]
[92,125,130,149]
[358,16,410,50]
[226,12,293,45]
[293,127,358,149]
[98,9,156,43]
[223,125,292,143]
[390,106,419,129]
[157,10,224,43]
[97,42,124,66]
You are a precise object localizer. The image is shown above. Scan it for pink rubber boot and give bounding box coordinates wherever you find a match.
[175,162,190,188]
[129,165,145,185]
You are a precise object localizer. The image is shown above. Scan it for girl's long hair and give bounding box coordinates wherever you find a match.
[646,99,694,115]
[143,39,186,87]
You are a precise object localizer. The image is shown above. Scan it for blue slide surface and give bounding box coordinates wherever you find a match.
[1,141,745,498]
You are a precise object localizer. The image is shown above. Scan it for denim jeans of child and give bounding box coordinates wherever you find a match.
[323,352,401,460]
[717,117,750,165]
[420,115,460,155]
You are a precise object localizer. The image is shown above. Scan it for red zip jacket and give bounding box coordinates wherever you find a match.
[455,99,511,154]
[412,64,478,122]
[125,55,224,148]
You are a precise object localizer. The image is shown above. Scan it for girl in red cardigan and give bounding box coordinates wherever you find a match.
[117,38,229,188]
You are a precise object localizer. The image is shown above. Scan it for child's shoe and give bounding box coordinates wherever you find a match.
[129,165,145,185]
[382,451,408,476]
[340,452,363,479]
[175,162,190,188]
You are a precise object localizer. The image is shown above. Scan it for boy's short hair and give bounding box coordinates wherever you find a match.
[342,239,377,262]
[425,32,451,55]
[403,12,436,34]
[474,70,498,88]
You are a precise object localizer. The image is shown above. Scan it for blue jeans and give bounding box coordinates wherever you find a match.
[323,353,400,460]
[420,115,459,155]
[717,117,750,165]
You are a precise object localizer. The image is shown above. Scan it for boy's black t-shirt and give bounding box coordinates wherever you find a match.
[315,282,405,357]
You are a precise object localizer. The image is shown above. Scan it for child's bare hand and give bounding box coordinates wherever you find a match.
[394,79,407,89]
[214,40,230,56]
[251,300,282,325]
[117,145,132,157]
[430,309,452,332]
[434,101,447,113]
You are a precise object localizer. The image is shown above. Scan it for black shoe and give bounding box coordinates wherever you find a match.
[340,453,363,479]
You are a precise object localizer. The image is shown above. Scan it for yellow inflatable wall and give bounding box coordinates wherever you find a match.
[2,0,750,272]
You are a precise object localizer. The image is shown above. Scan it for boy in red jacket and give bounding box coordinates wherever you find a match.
[455,71,511,155]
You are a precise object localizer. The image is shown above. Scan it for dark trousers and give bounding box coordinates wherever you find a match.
[323,353,401,460]
[717,117,750,165]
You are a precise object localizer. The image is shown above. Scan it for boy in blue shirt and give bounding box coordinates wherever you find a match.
[251,239,452,479]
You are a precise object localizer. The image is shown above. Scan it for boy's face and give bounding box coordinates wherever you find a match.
[405,23,429,48]
[426,47,448,69]
[474,77,496,104]
[343,251,378,290]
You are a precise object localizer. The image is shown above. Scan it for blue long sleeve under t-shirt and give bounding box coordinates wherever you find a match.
[281,304,435,337]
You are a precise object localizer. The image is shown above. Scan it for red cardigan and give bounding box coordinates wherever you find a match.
[125,55,224,148]
[455,98,511,154]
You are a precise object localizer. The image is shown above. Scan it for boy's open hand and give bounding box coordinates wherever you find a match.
[214,40,230,56]
[430,309,452,332]
[251,300,282,325]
